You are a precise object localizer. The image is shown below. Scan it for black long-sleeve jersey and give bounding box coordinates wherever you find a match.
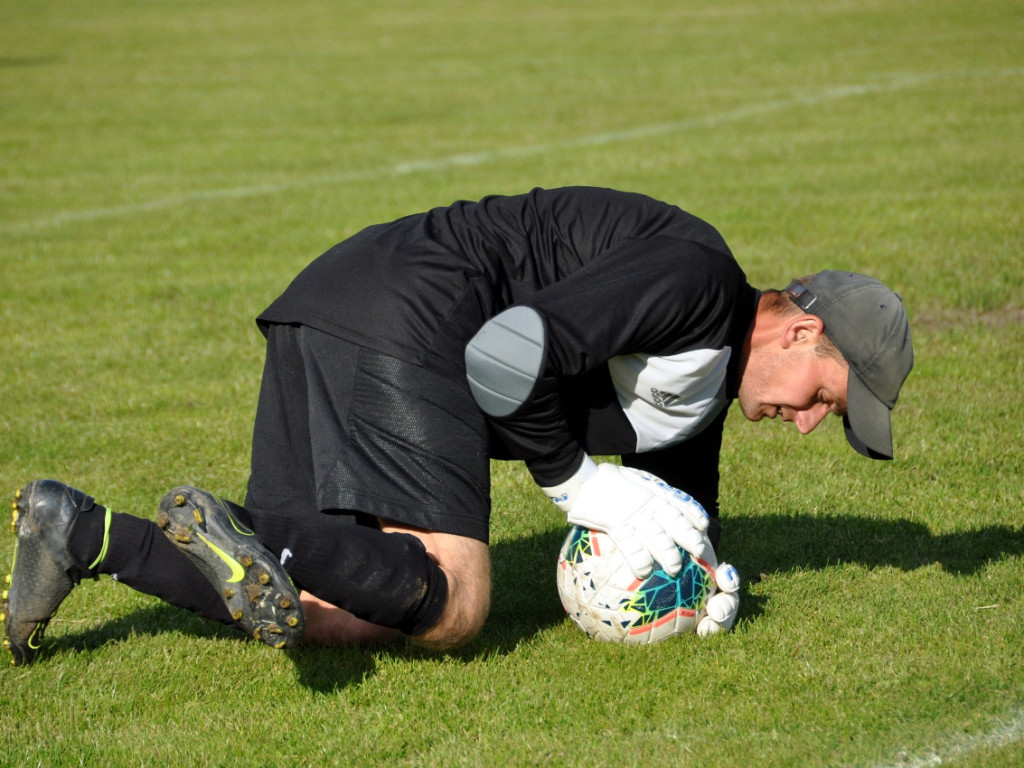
[258,187,760,518]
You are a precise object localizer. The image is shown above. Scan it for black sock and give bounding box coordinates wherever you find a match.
[70,508,233,624]
[66,503,107,572]
[247,508,449,636]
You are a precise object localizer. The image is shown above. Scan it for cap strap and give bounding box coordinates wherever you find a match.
[785,280,819,311]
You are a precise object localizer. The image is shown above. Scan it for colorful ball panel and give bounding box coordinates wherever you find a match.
[556,525,716,644]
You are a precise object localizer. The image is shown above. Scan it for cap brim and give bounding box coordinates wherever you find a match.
[843,371,894,460]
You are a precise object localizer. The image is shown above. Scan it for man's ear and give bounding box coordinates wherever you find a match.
[780,315,826,349]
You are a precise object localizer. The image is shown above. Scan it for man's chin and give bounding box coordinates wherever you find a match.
[736,399,762,422]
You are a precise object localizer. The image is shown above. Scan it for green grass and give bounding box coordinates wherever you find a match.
[1,0,1022,765]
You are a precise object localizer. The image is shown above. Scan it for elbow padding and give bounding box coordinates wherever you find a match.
[464,306,546,418]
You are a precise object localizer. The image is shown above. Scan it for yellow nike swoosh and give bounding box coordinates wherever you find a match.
[196,533,246,583]
[27,623,44,650]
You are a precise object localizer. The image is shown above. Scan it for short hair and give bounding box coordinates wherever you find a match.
[761,279,847,366]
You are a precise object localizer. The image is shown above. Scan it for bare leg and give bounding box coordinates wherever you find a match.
[297,523,491,650]
[299,591,399,646]
[390,525,491,651]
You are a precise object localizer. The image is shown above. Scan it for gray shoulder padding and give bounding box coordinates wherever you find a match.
[465,306,546,418]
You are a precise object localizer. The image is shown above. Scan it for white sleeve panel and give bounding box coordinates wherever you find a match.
[608,348,732,452]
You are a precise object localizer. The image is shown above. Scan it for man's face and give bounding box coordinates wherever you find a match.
[737,342,849,434]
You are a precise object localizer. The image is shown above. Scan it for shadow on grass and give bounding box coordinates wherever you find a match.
[287,514,1024,690]
[724,513,1024,577]
[44,602,384,689]
[44,602,241,654]
[286,526,571,692]
[35,516,1023,690]
[724,512,1024,627]
[31,527,570,690]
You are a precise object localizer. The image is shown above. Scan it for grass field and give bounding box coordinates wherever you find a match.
[1,0,1022,765]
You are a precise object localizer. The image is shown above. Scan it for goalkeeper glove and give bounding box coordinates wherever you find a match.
[542,458,715,580]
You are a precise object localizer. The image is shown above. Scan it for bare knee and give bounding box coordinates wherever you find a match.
[411,563,490,650]
[379,524,491,651]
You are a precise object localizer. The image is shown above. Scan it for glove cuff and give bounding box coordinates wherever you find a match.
[540,455,598,513]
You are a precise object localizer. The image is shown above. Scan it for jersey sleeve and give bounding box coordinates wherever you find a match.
[471,236,745,487]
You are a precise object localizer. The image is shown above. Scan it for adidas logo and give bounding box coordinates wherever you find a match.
[650,387,681,409]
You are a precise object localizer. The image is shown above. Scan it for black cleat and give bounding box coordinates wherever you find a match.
[3,480,97,666]
[156,487,304,649]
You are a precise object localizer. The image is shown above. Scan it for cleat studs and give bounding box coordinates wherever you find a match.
[4,574,9,585]
[14,489,21,500]
[273,640,287,650]
[155,487,303,650]
[0,612,5,622]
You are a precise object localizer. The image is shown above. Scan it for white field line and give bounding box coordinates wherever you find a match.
[857,706,1024,768]
[3,66,1022,235]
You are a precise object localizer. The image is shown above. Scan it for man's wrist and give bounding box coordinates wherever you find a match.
[539,455,598,513]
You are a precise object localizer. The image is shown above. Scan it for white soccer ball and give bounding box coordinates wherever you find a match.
[557,524,717,644]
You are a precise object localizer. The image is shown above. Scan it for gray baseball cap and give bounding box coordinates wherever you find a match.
[785,271,913,460]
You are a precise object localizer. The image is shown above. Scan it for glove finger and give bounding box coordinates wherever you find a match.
[714,562,741,594]
[661,489,710,532]
[633,516,683,577]
[678,528,718,569]
[619,467,710,532]
[654,506,718,567]
[696,615,722,637]
[609,529,654,580]
[653,502,694,542]
[706,591,740,630]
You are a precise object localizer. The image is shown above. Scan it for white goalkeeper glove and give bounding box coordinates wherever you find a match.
[541,458,716,580]
[697,562,741,636]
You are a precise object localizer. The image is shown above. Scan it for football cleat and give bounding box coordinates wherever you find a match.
[156,487,304,649]
[3,480,97,666]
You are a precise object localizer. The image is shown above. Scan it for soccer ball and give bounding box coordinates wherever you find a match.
[557,525,716,644]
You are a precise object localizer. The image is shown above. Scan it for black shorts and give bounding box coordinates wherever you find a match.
[245,323,492,542]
